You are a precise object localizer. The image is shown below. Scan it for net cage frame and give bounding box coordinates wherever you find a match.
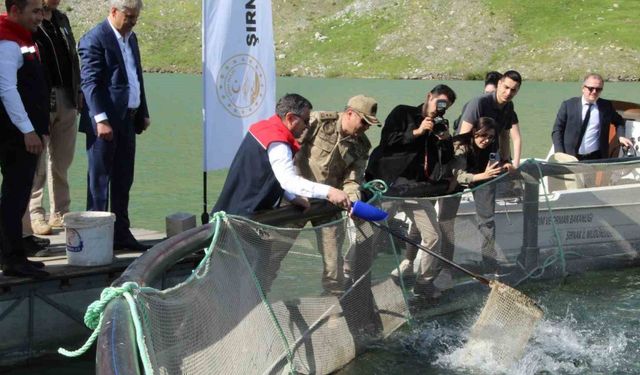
[93,156,640,375]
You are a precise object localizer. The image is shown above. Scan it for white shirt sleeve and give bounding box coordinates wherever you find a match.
[94,112,108,123]
[267,142,331,200]
[0,41,34,134]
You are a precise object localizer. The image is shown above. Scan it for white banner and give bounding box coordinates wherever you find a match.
[202,0,276,171]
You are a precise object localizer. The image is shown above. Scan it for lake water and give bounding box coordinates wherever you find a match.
[3,75,640,374]
[56,75,640,232]
[340,267,640,375]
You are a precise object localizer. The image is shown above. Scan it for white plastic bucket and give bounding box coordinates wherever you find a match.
[63,211,115,266]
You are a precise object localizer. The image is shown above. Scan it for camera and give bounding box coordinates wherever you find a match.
[623,137,637,157]
[432,99,449,137]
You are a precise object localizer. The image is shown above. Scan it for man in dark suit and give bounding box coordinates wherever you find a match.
[552,73,633,160]
[78,0,150,251]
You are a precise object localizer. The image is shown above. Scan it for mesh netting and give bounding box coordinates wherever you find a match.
[133,214,410,375]
[378,157,640,289]
[82,157,640,374]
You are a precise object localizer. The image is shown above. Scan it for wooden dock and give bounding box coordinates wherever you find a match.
[0,227,195,366]
[0,227,165,286]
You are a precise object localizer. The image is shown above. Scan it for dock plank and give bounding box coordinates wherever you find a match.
[0,227,167,286]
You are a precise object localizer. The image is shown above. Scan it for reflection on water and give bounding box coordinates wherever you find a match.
[340,268,640,374]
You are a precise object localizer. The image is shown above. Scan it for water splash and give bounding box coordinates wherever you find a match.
[432,310,630,375]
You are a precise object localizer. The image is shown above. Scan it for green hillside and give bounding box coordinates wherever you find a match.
[64,0,640,81]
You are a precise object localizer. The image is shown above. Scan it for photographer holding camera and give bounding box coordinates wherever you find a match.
[365,84,457,298]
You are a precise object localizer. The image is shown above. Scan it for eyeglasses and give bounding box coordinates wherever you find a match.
[291,113,310,127]
[350,109,370,126]
[583,85,603,93]
[475,133,495,142]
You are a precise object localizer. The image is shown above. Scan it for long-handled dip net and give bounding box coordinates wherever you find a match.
[354,200,545,366]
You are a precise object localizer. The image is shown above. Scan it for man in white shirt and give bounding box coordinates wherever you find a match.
[213,93,351,217]
[78,0,151,252]
[212,93,351,292]
[0,0,49,278]
[552,73,633,160]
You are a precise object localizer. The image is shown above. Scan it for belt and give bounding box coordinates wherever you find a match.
[576,150,600,161]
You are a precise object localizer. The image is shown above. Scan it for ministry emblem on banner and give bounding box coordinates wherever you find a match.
[216,54,267,118]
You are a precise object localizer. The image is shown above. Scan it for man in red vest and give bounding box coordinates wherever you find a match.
[0,0,49,278]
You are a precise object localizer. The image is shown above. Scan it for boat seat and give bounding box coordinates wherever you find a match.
[546,152,585,192]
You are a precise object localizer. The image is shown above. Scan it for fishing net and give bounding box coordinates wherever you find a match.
[67,155,640,374]
[130,214,411,375]
[462,280,543,365]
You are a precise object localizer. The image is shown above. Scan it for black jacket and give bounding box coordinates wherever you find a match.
[34,9,81,108]
[366,103,453,185]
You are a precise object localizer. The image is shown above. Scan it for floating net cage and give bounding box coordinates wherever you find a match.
[76,157,640,375]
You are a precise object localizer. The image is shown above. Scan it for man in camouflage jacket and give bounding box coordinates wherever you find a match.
[294,95,379,294]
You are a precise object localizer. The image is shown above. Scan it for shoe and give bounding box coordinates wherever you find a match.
[27,260,45,269]
[433,269,454,291]
[2,262,49,279]
[413,281,441,299]
[114,240,151,252]
[31,218,52,235]
[48,213,64,228]
[391,259,414,278]
[23,235,48,257]
[29,235,50,247]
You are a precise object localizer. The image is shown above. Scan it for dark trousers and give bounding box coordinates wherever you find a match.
[85,118,136,242]
[438,183,498,272]
[0,139,38,264]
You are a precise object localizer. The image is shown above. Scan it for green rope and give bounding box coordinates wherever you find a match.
[514,158,569,285]
[193,211,226,279]
[227,223,296,374]
[384,214,415,325]
[361,179,414,324]
[361,179,388,203]
[59,212,230,375]
[58,281,143,357]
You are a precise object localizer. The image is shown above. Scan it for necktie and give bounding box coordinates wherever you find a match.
[577,103,593,154]
[582,103,593,130]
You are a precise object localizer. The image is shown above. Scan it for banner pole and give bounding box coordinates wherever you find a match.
[202,171,209,224]
[201,0,209,225]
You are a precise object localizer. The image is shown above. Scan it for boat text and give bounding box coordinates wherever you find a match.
[538,213,593,226]
[565,227,612,241]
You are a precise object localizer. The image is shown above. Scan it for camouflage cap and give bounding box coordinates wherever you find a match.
[347,95,381,127]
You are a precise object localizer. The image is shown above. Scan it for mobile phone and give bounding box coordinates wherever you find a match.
[489,152,503,169]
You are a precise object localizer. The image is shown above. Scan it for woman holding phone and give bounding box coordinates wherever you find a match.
[432,117,506,291]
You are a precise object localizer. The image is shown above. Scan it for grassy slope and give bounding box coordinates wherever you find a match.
[64,0,640,80]
[486,0,640,80]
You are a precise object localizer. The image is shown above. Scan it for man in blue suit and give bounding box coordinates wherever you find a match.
[78,0,150,251]
[552,73,633,160]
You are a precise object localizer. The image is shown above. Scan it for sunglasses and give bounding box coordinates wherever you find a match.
[584,85,603,93]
